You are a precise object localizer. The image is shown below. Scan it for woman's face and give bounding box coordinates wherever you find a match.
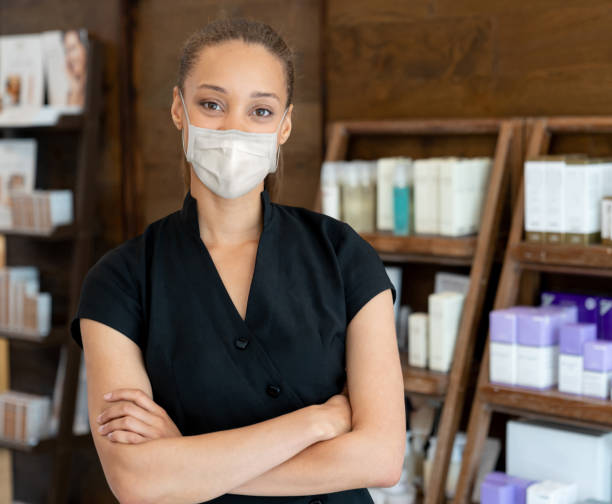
[171,40,293,147]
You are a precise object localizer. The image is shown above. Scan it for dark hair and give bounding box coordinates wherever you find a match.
[176,18,295,200]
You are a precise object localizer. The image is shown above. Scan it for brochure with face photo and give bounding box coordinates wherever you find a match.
[0,139,36,228]
[41,29,89,110]
[0,34,44,110]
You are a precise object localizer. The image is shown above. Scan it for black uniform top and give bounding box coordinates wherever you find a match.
[70,188,396,504]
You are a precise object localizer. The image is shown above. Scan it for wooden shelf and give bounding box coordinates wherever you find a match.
[0,224,76,240]
[512,241,612,273]
[0,110,83,131]
[0,326,66,347]
[400,352,449,397]
[481,383,612,430]
[360,232,477,265]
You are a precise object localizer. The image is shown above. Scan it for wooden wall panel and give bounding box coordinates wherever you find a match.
[134,0,324,228]
[326,0,612,120]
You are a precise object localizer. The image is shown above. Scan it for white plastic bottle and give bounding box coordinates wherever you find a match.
[320,161,341,220]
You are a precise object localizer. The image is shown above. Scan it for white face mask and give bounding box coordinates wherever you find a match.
[178,88,288,199]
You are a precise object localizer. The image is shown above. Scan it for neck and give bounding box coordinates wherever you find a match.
[190,170,264,247]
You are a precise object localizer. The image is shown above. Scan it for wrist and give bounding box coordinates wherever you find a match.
[305,404,331,442]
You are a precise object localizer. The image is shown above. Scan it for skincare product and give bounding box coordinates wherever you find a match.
[527,481,578,504]
[393,158,412,236]
[507,419,612,500]
[516,308,563,388]
[414,158,440,234]
[599,297,612,341]
[408,313,428,368]
[341,163,362,232]
[558,323,597,395]
[320,161,341,220]
[428,292,465,372]
[489,307,536,385]
[563,158,603,245]
[582,340,612,399]
[602,197,612,246]
[541,292,599,326]
[524,157,548,243]
[376,157,397,232]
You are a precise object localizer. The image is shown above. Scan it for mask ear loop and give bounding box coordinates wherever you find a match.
[178,88,191,158]
[273,107,289,173]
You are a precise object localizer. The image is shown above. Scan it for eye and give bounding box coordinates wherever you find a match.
[253,107,272,118]
[200,101,222,112]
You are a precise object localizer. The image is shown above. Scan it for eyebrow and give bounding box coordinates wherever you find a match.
[197,83,281,103]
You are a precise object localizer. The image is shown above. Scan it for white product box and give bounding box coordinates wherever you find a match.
[507,419,612,500]
[428,292,465,372]
[603,197,612,245]
[516,345,558,388]
[563,159,603,245]
[414,158,440,234]
[543,157,567,244]
[408,313,428,368]
[524,157,548,242]
[0,391,52,446]
[559,354,583,395]
[527,481,578,504]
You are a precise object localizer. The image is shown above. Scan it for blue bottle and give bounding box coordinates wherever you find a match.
[393,160,412,235]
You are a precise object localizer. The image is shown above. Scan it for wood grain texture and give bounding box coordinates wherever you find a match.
[326,0,612,120]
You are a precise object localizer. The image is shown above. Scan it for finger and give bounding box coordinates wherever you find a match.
[99,415,160,439]
[97,400,162,430]
[107,430,148,444]
[103,388,165,415]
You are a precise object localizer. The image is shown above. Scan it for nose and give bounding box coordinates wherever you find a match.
[218,111,244,132]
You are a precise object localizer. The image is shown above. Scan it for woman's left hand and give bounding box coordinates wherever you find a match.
[96,388,182,444]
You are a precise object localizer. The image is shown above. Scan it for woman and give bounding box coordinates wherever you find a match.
[71,18,405,504]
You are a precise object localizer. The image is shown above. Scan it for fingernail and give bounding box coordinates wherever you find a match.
[96,414,102,423]
[98,425,105,432]
[104,392,112,400]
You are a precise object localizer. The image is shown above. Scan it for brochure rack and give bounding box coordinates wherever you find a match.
[0,38,103,504]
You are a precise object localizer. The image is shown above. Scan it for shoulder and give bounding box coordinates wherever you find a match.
[271,201,351,249]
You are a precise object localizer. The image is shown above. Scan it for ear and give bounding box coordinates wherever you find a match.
[171,86,185,131]
[278,104,293,145]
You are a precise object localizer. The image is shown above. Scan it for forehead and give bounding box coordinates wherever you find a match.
[186,40,287,100]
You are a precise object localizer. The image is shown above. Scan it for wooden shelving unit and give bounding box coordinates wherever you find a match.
[453,117,612,503]
[317,118,523,504]
[0,38,103,504]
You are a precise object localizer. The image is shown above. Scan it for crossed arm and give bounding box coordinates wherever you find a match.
[82,288,405,503]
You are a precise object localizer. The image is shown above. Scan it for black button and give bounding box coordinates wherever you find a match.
[266,384,281,397]
[234,337,249,350]
[309,500,323,504]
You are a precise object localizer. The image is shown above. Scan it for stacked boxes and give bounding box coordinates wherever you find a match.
[0,391,51,446]
[524,156,612,245]
[0,266,51,336]
[10,189,73,233]
[414,157,491,236]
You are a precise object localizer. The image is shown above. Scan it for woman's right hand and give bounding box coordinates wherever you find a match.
[316,382,352,441]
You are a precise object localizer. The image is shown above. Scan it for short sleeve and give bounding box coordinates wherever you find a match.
[70,242,144,351]
[334,222,397,324]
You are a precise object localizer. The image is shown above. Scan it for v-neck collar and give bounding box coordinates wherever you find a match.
[179,187,273,237]
[179,187,273,327]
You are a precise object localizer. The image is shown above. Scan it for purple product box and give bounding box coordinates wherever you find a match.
[599,297,612,341]
[490,307,537,344]
[483,472,535,504]
[481,480,513,504]
[517,307,565,346]
[560,323,597,356]
[539,304,579,325]
[583,340,612,372]
[541,291,599,325]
